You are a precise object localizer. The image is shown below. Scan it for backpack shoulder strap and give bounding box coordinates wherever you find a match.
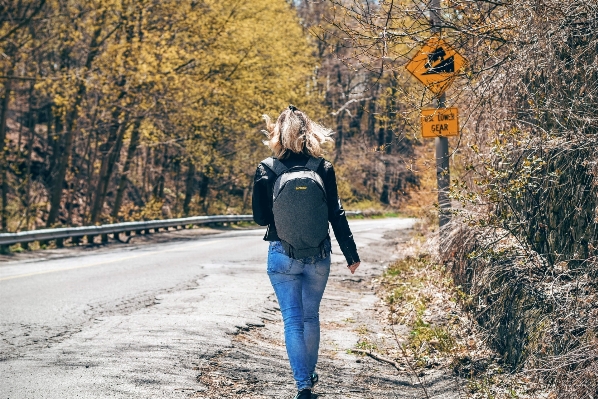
[305,157,323,172]
[261,157,288,176]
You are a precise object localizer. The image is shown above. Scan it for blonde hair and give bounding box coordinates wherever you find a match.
[262,105,333,159]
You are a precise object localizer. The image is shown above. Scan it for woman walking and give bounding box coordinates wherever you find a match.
[252,105,361,399]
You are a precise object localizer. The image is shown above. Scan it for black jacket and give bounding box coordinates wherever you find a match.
[252,152,360,266]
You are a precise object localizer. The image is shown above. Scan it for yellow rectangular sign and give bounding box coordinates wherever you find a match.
[421,107,459,138]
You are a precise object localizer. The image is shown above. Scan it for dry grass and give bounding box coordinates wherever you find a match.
[441,222,598,398]
[370,231,554,398]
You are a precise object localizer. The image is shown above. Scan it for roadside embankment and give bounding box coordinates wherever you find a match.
[441,221,597,398]
[367,221,557,399]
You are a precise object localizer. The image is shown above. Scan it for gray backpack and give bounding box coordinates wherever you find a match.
[261,156,329,259]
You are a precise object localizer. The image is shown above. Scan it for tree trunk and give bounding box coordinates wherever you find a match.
[142,146,150,201]
[89,115,128,224]
[46,104,79,226]
[153,146,168,200]
[199,173,210,214]
[46,111,62,189]
[380,78,398,205]
[46,12,106,227]
[242,183,252,210]
[91,8,139,223]
[335,112,344,161]
[386,76,398,154]
[182,160,195,216]
[83,127,99,222]
[380,160,391,205]
[351,101,365,132]
[24,85,36,230]
[173,159,181,216]
[368,98,376,135]
[112,118,141,219]
[377,126,386,148]
[0,77,11,232]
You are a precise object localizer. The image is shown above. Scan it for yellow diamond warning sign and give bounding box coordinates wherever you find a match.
[421,108,459,138]
[406,37,467,95]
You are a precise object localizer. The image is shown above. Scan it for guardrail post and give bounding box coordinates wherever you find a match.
[86,235,95,244]
[144,228,150,234]
[125,231,131,237]
[56,238,64,248]
[72,236,80,245]
[22,241,29,251]
[101,234,108,244]
[0,244,8,254]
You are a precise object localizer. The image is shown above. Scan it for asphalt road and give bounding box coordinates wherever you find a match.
[0,218,416,398]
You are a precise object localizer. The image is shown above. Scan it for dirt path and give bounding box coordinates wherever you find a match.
[191,228,462,399]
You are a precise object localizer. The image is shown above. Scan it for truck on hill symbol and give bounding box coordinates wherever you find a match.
[423,47,455,74]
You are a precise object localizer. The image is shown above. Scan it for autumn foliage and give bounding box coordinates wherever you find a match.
[0,0,425,232]
[0,0,321,229]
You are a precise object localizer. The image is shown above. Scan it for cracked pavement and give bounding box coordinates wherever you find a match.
[0,218,460,398]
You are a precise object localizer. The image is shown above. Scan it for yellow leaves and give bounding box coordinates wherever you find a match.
[11,0,322,182]
[139,120,163,144]
[53,94,69,109]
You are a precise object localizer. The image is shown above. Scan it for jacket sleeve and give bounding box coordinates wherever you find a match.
[252,163,274,226]
[324,163,361,266]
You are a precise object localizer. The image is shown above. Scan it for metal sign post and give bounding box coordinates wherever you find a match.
[435,93,451,228]
[405,0,467,229]
[430,0,451,229]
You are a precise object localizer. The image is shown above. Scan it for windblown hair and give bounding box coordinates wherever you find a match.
[262,105,333,159]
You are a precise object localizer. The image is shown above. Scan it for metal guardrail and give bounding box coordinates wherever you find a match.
[0,211,362,247]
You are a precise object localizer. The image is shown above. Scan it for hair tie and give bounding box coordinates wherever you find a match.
[288,104,298,112]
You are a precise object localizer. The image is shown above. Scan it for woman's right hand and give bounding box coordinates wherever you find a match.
[348,262,360,274]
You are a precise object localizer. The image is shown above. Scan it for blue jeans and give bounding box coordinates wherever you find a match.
[267,240,331,391]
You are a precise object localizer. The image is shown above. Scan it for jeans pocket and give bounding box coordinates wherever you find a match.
[267,243,293,274]
[314,256,331,276]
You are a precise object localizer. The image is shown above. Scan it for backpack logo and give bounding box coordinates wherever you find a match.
[296,186,307,190]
